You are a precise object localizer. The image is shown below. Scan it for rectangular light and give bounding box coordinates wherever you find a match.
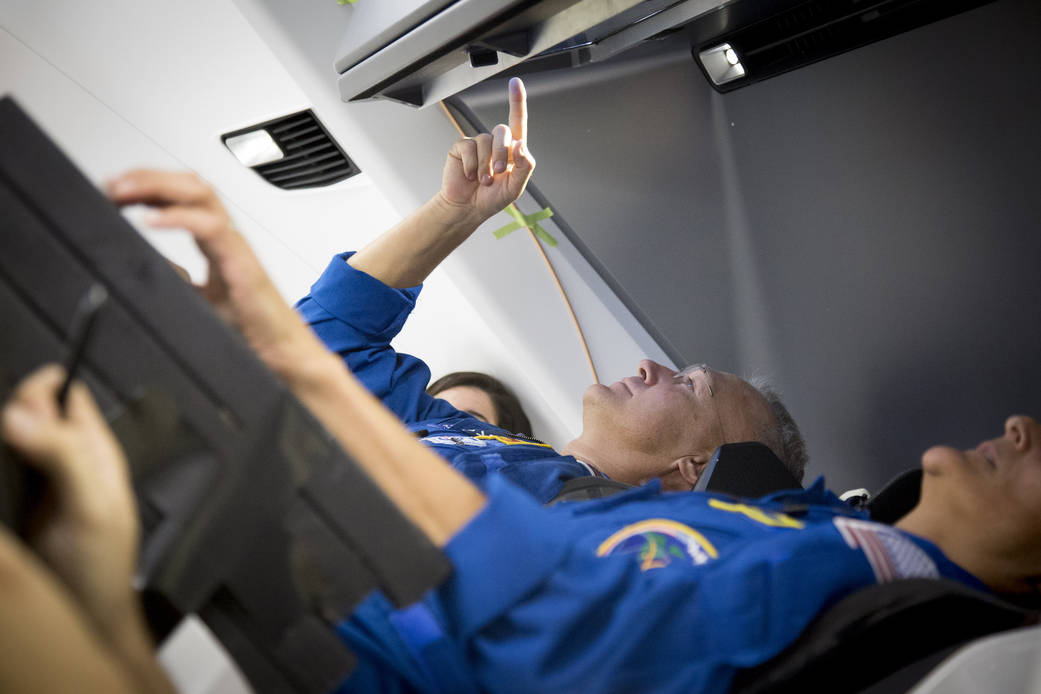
[224,129,284,167]
[698,43,746,86]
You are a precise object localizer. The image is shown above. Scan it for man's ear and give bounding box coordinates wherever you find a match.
[677,456,709,488]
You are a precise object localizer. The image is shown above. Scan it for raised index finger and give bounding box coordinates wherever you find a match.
[508,77,527,143]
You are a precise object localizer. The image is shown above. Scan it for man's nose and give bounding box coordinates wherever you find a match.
[638,359,672,385]
[1005,415,1034,451]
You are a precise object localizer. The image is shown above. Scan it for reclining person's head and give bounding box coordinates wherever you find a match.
[428,371,533,436]
[563,360,807,490]
[897,414,1041,599]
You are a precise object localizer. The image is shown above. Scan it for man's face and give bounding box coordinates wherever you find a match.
[581,360,776,487]
[920,415,1041,556]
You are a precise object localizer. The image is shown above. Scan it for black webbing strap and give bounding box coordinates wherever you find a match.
[729,578,1038,694]
[547,476,635,505]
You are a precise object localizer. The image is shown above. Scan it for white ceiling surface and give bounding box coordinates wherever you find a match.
[1,0,668,453]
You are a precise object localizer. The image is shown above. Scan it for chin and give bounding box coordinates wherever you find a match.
[579,384,610,425]
[582,382,612,404]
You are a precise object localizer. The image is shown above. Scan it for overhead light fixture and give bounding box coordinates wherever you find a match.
[224,129,285,167]
[698,43,746,86]
[688,0,996,93]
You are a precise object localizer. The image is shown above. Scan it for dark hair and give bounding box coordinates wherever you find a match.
[746,376,809,483]
[428,371,533,436]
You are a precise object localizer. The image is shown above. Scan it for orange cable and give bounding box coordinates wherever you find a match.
[522,222,600,384]
[438,101,599,384]
[438,101,467,138]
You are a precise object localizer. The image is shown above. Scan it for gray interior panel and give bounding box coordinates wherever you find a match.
[461,0,1041,491]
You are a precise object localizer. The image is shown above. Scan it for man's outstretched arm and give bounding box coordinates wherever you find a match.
[348,77,535,289]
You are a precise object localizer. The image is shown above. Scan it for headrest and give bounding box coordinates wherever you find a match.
[695,442,803,498]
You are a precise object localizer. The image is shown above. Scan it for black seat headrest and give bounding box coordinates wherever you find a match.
[694,442,802,498]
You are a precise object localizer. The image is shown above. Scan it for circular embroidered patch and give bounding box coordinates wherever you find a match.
[596,519,718,571]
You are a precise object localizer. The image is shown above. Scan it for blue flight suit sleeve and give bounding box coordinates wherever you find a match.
[296,254,592,505]
[295,252,462,426]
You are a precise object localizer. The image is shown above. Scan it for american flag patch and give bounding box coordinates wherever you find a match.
[834,517,938,584]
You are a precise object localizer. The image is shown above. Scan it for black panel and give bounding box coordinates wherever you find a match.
[0,96,452,693]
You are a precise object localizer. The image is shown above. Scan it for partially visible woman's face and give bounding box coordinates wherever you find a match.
[435,385,499,426]
[920,415,1041,554]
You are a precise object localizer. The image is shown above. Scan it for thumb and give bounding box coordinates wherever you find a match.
[1,401,70,476]
[2,402,42,450]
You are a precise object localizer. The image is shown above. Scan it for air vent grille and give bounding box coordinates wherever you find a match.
[222,110,360,190]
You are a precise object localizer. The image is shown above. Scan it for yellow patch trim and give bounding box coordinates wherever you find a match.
[708,499,805,528]
[474,434,552,448]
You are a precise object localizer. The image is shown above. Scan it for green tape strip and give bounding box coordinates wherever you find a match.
[493,205,557,247]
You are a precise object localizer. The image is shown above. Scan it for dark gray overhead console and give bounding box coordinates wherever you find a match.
[682,0,998,92]
[334,0,997,107]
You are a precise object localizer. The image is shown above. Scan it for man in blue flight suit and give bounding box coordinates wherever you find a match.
[336,452,1006,694]
[295,78,807,503]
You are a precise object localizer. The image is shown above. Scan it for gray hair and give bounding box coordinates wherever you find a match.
[745,375,809,484]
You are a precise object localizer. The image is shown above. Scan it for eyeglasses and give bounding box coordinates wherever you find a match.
[673,364,714,397]
[674,363,728,447]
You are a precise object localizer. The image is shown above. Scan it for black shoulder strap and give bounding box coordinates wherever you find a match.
[549,441,801,506]
[547,476,634,505]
